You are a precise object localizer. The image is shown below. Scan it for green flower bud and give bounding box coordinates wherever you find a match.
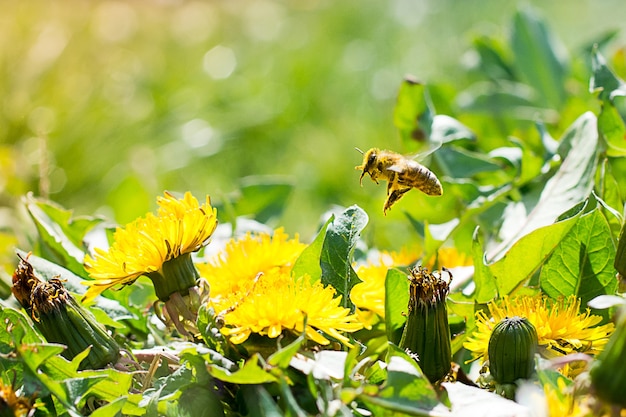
[488,316,537,384]
[12,255,120,370]
[399,266,452,383]
[590,307,626,407]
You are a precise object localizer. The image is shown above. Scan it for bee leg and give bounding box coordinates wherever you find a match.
[383,187,411,215]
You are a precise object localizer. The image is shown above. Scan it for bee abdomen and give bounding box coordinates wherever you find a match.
[399,165,443,196]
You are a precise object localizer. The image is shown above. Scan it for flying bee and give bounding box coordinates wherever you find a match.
[355,148,443,215]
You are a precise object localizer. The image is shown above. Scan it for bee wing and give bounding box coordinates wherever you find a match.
[409,136,443,161]
[387,164,403,173]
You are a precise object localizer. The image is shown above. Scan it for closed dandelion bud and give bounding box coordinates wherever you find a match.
[12,255,120,370]
[399,266,452,383]
[590,308,626,407]
[488,316,537,384]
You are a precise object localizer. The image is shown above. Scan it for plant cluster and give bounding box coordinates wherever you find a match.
[3,8,626,417]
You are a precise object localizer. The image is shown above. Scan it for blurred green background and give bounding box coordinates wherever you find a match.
[2,0,626,254]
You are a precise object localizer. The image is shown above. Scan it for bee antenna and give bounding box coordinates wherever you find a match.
[355,147,364,154]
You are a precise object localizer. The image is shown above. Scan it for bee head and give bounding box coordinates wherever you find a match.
[355,148,379,184]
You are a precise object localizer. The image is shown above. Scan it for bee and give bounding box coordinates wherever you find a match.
[355,148,443,215]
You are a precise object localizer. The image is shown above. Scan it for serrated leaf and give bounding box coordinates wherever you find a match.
[511,7,567,108]
[489,112,598,261]
[540,209,617,306]
[292,215,333,282]
[393,77,435,153]
[384,268,410,345]
[320,206,368,308]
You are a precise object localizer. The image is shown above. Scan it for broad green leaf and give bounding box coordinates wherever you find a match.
[0,306,44,349]
[541,209,617,307]
[241,385,283,417]
[434,146,503,179]
[267,333,305,368]
[39,354,142,415]
[292,215,333,282]
[489,112,598,261]
[598,98,626,157]
[385,268,409,345]
[175,384,225,417]
[430,115,476,144]
[24,195,101,276]
[471,227,496,304]
[90,397,127,417]
[511,7,567,108]
[471,35,515,81]
[595,160,623,239]
[393,77,435,153]
[228,176,294,224]
[359,344,442,415]
[457,80,541,116]
[489,213,582,297]
[590,46,626,101]
[208,354,278,384]
[320,205,368,308]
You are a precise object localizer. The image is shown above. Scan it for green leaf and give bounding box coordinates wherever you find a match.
[472,227,497,304]
[267,333,305,369]
[511,6,567,108]
[176,384,225,417]
[320,205,368,308]
[489,112,598,261]
[472,35,515,81]
[431,115,476,144]
[385,268,410,345]
[0,306,44,349]
[24,194,101,276]
[598,99,626,157]
[358,344,442,415]
[208,354,278,384]
[90,397,127,417]
[489,211,582,296]
[393,77,435,153]
[241,385,283,417]
[434,146,503,179]
[541,208,617,306]
[292,215,333,282]
[590,46,626,101]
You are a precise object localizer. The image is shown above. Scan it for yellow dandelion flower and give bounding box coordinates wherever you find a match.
[196,228,305,299]
[213,269,363,346]
[424,246,473,270]
[82,191,217,337]
[464,295,614,370]
[83,191,217,302]
[543,378,585,417]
